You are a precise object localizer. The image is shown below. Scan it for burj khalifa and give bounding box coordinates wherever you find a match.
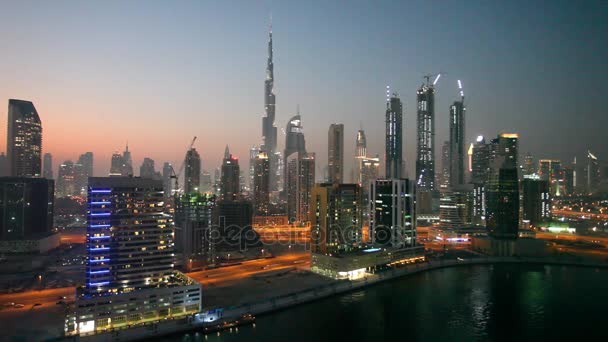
[262,23,279,190]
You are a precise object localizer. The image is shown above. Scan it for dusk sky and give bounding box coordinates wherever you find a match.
[1,0,606,179]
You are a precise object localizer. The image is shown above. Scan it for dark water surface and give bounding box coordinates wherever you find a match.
[171,264,608,341]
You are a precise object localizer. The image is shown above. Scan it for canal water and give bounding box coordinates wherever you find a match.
[170,264,608,341]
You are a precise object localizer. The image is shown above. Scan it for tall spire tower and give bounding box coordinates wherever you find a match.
[262,18,278,190]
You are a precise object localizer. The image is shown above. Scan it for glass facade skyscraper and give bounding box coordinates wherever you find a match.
[7,99,42,177]
[385,94,403,179]
[416,85,436,190]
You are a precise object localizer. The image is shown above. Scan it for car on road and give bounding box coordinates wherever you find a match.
[33,303,42,307]
[14,304,24,308]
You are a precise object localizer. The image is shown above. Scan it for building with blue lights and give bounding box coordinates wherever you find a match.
[67,177,201,336]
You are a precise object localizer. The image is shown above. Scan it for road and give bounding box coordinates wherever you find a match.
[0,252,311,310]
[553,209,608,220]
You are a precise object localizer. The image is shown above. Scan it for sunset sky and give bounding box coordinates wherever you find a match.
[1,0,606,179]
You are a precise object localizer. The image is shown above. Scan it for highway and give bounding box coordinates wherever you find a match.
[0,252,311,310]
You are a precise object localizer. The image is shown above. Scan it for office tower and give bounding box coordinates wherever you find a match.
[261,23,278,191]
[215,200,261,251]
[285,114,306,161]
[286,152,315,223]
[121,144,133,176]
[449,100,466,187]
[248,146,260,191]
[200,170,212,194]
[490,133,519,170]
[586,150,600,193]
[471,136,490,184]
[416,82,436,191]
[369,179,416,248]
[522,175,551,226]
[109,153,123,176]
[0,153,8,177]
[73,162,88,195]
[184,148,201,193]
[43,153,53,179]
[538,159,565,196]
[174,193,216,264]
[7,99,42,177]
[486,165,519,240]
[440,141,450,188]
[564,167,575,195]
[359,155,380,192]
[78,152,94,178]
[523,153,535,176]
[0,177,54,240]
[439,188,473,229]
[385,93,403,179]
[356,129,366,158]
[253,152,270,216]
[220,147,240,200]
[139,158,156,179]
[71,177,201,336]
[57,161,77,196]
[328,123,344,184]
[162,162,173,198]
[310,183,362,254]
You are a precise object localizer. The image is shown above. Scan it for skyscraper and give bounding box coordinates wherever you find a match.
[385,93,403,179]
[310,183,362,254]
[0,153,8,177]
[69,177,201,336]
[248,146,260,191]
[262,23,278,191]
[174,193,216,265]
[122,144,133,176]
[162,162,173,198]
[253,151,270,216]
[522,174,551,226]
[220,147,240,201]
[284,114,306,160]
[57,160,77,197]
[109,153,123,176]
[523,153,535,176]
[139,157,157,179]
[471,136,490,184]
[439,188,472,229]
[449,100,466,187]
[356,129,366,159]
[184,148,201,193]
[369,179,416,248]
[286,152,315,223]
[0,177,54,240]
[490,133,519,170]
[440,141,450,188]
[586,150,600,193]
[78,152,94,178]
[7,99,42,177]
[486,164,519,240]
[328,123,344,184]
[416,83,436,190]
[43,153,53,179]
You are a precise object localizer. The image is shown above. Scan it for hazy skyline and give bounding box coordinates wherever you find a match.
[1,0,606,178]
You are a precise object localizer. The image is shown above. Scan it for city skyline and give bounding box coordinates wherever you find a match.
[0,1,606,178]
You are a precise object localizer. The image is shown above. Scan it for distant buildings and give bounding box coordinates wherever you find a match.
[184,148,201,193]
[385,93,403,179]
[248,146,260,191]
[109,145,133,177]
[440,141,450,189]
[310,183,362,254]
[328,123,344,184]
[57,160,77,196]
[586,150,600,193]
[43,153,53,179]
[139,157,157,179]
[162,162,173,198]
[220,146,240,201]
[68,177,200,336]
[7,99,42,177]
[439,187,472,229]
[79,152,94,178]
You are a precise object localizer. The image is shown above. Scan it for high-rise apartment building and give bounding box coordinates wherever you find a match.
[369,179,416,248]
[184,148,201,193]
[449,100,466,187]
[286,152,315,223]
[416,83,436,190]
[328,124,344,184]
[385,94,403,179]
[220,147,240,201]
[7,99,42,177]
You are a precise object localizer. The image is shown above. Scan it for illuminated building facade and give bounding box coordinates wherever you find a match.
[253,152,270,216]
[416,84,436,191]
[220,147,240,201]
[522,175,551,226]
[440,141,450,189]
[0,177,54,240]
[385,94,403,179]
[175,193,216,264]
[439,188,472,229]
[369,179,416,248]
[7,99,42,177]
[310,183,362,254]
[286,152,315,223]
[328,123,344,184]
[68,177,201,336]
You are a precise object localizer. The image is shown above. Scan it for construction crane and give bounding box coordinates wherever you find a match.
[422,72,445,87]
[170,136,197,194]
